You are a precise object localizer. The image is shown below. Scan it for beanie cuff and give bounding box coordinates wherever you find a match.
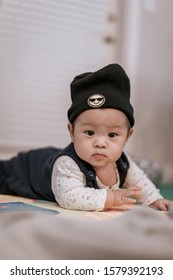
[68,94,134,127]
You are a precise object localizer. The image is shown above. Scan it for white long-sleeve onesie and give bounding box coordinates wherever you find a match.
[51,154,163,211]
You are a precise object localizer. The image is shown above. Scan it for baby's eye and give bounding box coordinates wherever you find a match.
[108,132,117,138]
[85,130,95,136]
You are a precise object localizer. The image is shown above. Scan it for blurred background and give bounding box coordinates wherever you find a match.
[0,0,172,183]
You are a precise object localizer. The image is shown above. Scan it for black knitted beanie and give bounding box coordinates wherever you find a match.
[68,63,134,127]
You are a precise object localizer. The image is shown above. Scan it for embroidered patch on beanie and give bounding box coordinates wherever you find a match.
[87,94,105,108]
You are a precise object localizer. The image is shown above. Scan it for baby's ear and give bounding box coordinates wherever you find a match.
[127,128,133,141]
[67,122,74,141]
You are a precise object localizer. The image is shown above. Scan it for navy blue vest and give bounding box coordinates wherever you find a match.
[0,143,129,201]
[48,143,130,189]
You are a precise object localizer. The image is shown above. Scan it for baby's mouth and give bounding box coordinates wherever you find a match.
[93,153,106,158]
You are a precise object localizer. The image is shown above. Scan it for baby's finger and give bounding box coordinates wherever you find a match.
[123,197,137,204]
[125,189,142,198]
[128,186,142,192]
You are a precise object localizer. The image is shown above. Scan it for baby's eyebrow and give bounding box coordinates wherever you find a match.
[81,122,94,126]
[108,125,122,130]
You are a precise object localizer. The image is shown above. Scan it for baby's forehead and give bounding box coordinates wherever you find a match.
[78,107,127,119]
[75,108,129,127]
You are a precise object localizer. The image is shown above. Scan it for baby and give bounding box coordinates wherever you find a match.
[0,64,172,211]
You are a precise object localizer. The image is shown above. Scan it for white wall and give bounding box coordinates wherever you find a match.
[1,0,172,183]
[121,0,173,183]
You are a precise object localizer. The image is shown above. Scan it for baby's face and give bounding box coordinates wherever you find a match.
[68,108,132,170]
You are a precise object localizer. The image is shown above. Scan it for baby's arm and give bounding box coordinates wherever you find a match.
[52,156,107,211]
[124,155,173,210]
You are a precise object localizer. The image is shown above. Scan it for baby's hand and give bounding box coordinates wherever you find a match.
[113,186,142,207]
[149,198,173,211]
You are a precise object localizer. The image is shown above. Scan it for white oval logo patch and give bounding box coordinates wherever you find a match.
[87,94,105,108]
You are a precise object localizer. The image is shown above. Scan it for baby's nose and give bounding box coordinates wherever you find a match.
[94,137,107,148]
